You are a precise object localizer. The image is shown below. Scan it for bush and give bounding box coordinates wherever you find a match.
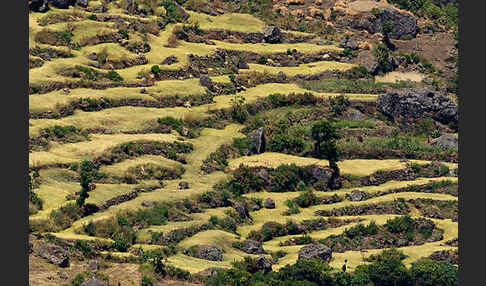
[107,70,123,82]
[71,273,85,286]
[141,275,154,286]
[113,236,129,252]
[410,259,458,286]
[151,65,161,74]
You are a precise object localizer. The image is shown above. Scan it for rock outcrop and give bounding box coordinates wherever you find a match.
[247,127,266,154]
[354,7,418,39]
[298,243,332,262]
[377,88,458,128]
[35,243,70,267]
[241,239,265,254]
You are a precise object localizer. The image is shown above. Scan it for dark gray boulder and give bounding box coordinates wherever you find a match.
[377,88,458,128]
[234,202,250,219]
[430,134,458,150]
[262,25,282,44]
[29,0,50,12]
[76,0,88,8]
[339,37,358,50]
[197,245,223,261]
[241,239,264,254]
[247,127,265,154]
[199,75,214,89]
[256,256,273,273]
[238,60,250,69]
[311,165,334,185]
[81,278,106,286]
[354,7,418,39]
[178,181,190,189]
[277,71,287,81]
[357,50,380,75]
[35,243,70,267]
[49,0,76,9]
[264,198,275,209]
[298,243,332,262]
[342,109,365,121]
[346,190,368,202]
[161,55,179,65]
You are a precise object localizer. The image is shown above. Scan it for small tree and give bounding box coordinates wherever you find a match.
[230,93,248,123]
[76,160,96,207]
[312,119,340,183]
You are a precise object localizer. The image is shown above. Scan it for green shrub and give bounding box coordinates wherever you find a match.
[71,273,85,286]
[410,259,458,286]
[107,70,123,82]
[151,65,161,74]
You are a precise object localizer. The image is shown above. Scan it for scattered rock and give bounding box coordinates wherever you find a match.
[35,243,70,267]
[247,127,266,154]
[161,55,179,65]
[140,88,147,94]
[339,37,358,50]
[342,109,365,121]
[88,260,99,270]
[178,181,190,189]
[199,75,214,89]
[81,278,107,286]
[347,190,367,202]
[276,71,287,81]
[238,60,250,69]
[262,25,282,43]
[430,134,458,150]
[29,0,49,12]
[241,239,264,254]
[58,272,69,280]
[311,165,334,186]
[264,198,275,209]
[357,50,379,74]
[298,243,332,262]
[197,245,223,261]
[198,267,225,278]
[76,0,88,8]
[256,256,273,273]
[234,202,250,219]
[49,0,76,9]
[377,88,458,128]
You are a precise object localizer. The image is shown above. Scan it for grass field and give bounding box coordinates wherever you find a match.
[29,4,457,279]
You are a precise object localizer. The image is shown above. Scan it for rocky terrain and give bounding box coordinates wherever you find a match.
[28,0,458,285]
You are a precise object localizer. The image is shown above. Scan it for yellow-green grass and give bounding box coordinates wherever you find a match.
[81,43,140,61]
[72,20,117,43]
[229,153,458,176]
[136,206,233,242]
[85,183,139,205]
[29,77,205,113]
[238,192,457,238]
[29,106,200,138]
[210,40,342,54]
[31,181,80,220]
[49,232,114,243]
[167,230,264,273]
[29,133,178,167]
[99,155,183,177]
[245,60,355,76]
[263,216,457,271]
[242,177,457,208]
[187,12,266,33]
[61,125,243,233]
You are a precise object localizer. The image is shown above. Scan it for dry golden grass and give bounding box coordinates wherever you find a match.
[29,133,178,167]
[229,153,457,176]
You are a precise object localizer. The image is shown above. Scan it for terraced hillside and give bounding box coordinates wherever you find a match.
[29,0,459,285]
